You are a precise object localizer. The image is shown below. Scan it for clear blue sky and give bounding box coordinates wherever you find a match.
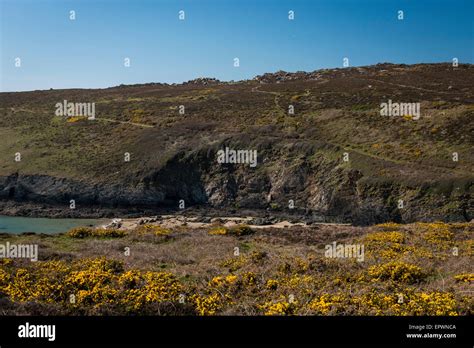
[1,0,473,91]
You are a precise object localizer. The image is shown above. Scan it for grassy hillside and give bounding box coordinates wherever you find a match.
[0,63,473,223]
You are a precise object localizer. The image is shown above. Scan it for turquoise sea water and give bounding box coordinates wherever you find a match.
[0,215,106,234]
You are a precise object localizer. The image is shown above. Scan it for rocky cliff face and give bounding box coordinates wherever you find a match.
[1,142,471,224]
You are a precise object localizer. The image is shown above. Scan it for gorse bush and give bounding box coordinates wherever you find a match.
[66,116,88,123]
[0,258,187,314]
[208,224,254,236]
[308,294,346,314]
[67,227,92,238]
[259,299,297,315]
[367,261,426,284]
[135,224,171,236]
[0,221,471,316]
[191,293,224,316]
[421,223,454,244]
[0,255,469,316]
[352,290,458,316]
[454,273,474,283]
[68,227,126,238]
[208,226,227,235]
[363,231,407,259]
